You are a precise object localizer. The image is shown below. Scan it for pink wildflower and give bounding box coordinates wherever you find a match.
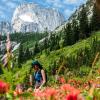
[0,80,9,94]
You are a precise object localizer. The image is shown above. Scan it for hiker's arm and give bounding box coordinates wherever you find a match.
[29,75,33,86]
[39,70,46,89]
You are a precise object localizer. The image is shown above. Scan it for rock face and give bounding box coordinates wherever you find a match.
[12,3,64,33]
[0,21,12,35]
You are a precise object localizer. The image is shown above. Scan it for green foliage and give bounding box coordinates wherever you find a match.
[18,43,24,67]
[37,32,100,75]
[0,60,32,91]
[79,5,89,38]
[63,23,74,46]
[72,19,80,42]
[90,4,100,32]
[34,42,40,55]
[78,66,91,77]
[0,63,3,74]
[93,89,100,100]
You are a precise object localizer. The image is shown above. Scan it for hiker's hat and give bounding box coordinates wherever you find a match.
[31,60,42,69]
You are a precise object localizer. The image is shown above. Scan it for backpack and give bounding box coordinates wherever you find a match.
[33,69,48,83]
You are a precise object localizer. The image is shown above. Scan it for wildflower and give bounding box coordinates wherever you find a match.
[6,32,11,52]
[66,93,77,100]
[60,84,75,91]
[14,84,23,96]
[44,87,57,97]
[0,80,9,94]
[66,89,80,100]
[59,76,66,84]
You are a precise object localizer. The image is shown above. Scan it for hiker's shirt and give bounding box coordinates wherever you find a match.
[34,70,43,88]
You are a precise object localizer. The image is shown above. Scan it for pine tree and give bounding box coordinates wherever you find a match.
[49,33,56,51]
[90,4,100,32]
[34,42,40,55]
[72,19,80,43]
[63,23,74,46]
[24,48,31,61]
[18,43,24,67]
[62,26,68,47]
[79,5,89,38]
[43,37,48,53]
[54,35,60,50]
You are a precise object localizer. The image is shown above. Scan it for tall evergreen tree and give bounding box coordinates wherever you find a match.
[72,19,80,42]
[44,37,49,53]
[18,43,24,67]
[63,26,69,47]
[63,23,74,46]
[24,48,31,61]
[49,33,56,51]
[90,4,100,32]
[34,42,40,55]
[54,35,60,50]
[79,5,89,38]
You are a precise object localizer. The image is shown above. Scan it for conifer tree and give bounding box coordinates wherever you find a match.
[34,42,40,55]
[90,4,100,32]
[63,26,68,47]
[49,33,56,51]
[24,48,31,61]
[55,35,60,50]
[44,37,48,53]
[18,43,24,67]
[72,19,80,42]
[79,5,89,38]
[66,23,73,45]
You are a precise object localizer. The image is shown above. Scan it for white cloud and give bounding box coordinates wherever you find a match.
[0,11,4,15]
[0,11,6,19]
[64,8,76,18]
[64,0,78,4]
[46,0,63,8]
[46,0,60,4]
[64,9,72,17]
[6,1,17,9]
[64,0,87,5]
[0,5,6,11]
[1,0,7,2]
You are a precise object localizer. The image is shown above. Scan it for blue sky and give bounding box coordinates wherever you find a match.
[0,0,87,21]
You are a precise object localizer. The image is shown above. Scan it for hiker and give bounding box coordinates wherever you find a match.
[30,60,46,89]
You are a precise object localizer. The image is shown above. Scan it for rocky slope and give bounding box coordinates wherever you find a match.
[54,0,94,33]
[0,21,12,35]
[12,3,64,33]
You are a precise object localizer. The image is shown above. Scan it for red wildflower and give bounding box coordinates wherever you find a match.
[66,93,77,100]
[59,77,66,84]
[0,80,10,94]
[60,84,75,91]
[44,87,57,97]
[66,89,80,100]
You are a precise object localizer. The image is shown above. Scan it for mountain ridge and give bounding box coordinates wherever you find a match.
[11,3,65,33]
[54,0,94,33]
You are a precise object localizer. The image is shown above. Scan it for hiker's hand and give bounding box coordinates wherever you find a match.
[34,88,40,92]
[27,87,33,92]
